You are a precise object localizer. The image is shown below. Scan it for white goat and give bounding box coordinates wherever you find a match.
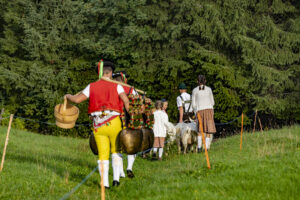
[166,122,177,142]
[164,122,177,155]
[175,122,198,154]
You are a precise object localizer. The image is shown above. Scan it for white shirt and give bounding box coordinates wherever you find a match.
[176,92,193,112]
[192,86,215,112]
[82,84,125,98]
[128,88,138,95]
[153,110,169,137]
[82,83,125,116]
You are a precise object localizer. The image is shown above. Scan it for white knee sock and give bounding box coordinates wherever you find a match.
[153,148,158,154]
[97,160,109,187]
[205,138,210,150]
[158,148,164,158]
[118,153,125,178]
[127,154,136,171]
[197,136,202,148]
[112,153,122,182]
[209,136,213,149]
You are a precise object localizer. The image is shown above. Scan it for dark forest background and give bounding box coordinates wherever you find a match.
[0,0,299,137]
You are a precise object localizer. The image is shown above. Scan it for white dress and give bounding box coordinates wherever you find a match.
[153,110,169,137]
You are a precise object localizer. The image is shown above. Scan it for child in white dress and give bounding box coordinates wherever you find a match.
[152,100,169,160]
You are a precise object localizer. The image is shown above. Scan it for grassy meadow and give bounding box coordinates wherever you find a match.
[0,125,299,200]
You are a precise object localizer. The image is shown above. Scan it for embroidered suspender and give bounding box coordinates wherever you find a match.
[179,95,191,113]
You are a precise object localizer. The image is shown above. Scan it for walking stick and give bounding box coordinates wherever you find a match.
[101,77,145,94]
[100,161,105,200]
[197,112,211,169]
[0,114,14,172]
[240,113,244,150]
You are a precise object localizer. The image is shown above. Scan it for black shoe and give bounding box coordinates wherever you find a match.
[127,170,135,178]
[197,148,202,153]
[152,153,157,160]
[105,186,110,189]
[112,180,120,187]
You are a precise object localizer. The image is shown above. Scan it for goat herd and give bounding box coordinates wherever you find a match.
[165,122,213,154]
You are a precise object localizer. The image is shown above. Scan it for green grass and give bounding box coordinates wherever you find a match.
[0,125,299,200]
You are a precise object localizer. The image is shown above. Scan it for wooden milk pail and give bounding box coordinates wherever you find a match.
[54,97,79,129]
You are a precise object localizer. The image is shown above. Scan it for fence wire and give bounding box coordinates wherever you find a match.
[1,111,256,200]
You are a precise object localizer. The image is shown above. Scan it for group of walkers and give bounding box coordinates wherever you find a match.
[177,76,216,152]
[152,75,216,161]
[64,60,216,188]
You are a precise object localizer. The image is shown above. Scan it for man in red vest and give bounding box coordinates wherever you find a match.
[113,71,137,179]
[64,61,129,188]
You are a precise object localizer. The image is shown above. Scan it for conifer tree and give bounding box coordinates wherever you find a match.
[0,0,298,136]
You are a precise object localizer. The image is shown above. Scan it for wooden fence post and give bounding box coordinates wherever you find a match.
[258,116,263,133]
[100,161,105,200]
[0,114,14,172]
[0,108,4,124]
[240,113,244,150]
[252,110,257,134]
[197,112,211,169]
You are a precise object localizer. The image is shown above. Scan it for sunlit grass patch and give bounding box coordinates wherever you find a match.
[0,125,299,200]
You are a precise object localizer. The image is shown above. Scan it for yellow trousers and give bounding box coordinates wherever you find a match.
[93,116,122,160]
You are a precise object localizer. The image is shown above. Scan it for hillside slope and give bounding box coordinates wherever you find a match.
[0,126,299,200]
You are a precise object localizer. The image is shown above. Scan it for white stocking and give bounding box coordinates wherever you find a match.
[118,153,125,178]
[158,148,164,158]
[209,135,213,148]
[112,153,122,182]
[205,138,210,150]
[197,136,202,148]
[97,160,109,187]
[127,154,136,171]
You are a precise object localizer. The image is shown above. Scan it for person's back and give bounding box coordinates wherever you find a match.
[192,85,214,111]
[65,61,130,188]
[152,101,169,160]
[153,110,168,136]
[177,83,193,123]
[88,79,122,114]
[191,75,216,153]
[177,92,193,112]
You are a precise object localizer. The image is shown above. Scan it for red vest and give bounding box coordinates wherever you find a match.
[88,80,122,114]
[124,86,133,95]
[119,85,133,111]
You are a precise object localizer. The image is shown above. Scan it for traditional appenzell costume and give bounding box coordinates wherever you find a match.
[83,78,125,187]
[82,61,127,188]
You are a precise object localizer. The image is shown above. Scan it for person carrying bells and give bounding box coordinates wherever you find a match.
[64,61,129,188]
[112,71,137,178]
